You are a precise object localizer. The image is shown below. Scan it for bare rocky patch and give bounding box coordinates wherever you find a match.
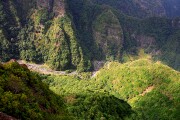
[0,112,17,120]
[140,85,155,96]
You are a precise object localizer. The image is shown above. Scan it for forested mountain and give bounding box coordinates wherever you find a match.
[0,60,71,119]
[0,0,180,120]
[43,59,180,119]
[67,0,180,70]
[0,60,133,119]
[90,0,180,18]
[0,0,180,71]
[0,0,91,72]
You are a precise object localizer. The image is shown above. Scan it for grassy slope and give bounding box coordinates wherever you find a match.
[43,59,180,119]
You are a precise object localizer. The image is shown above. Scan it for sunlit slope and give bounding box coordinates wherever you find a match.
[95,59,180,119]
[44,59,180,119]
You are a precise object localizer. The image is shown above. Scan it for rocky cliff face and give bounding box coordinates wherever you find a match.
[93,10,123,60]
[0,112,17,120]
[0,0,180,71]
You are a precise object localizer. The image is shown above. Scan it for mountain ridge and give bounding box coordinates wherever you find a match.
[91,0,180,18]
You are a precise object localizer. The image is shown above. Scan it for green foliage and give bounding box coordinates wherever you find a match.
[43,59,180,120]
[93,9,123,60]
[90,0,149,18]
[67,0,103,60]
[66,93,132,120]
[44,15,91,71]
[67,0,180,70]
[157,30,180,71]
[0,29,11,61]
[43,75,133,120]
[0,0,20,60]
[0,0,180,71]
[0,61,68,119]
[18,25,38,62]
[0,0,92,72]
[91,0,180,18]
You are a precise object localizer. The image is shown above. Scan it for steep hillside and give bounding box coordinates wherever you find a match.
[0,60,134,119]
[93,10,123,60]
[0,0,180,71]
[1,1,180,120]
[91,0,180,18]
[43,59,180,119]
[0,60,72,119]
[0,0,91,71]
[163,0,180,18]
[67,0,180,70]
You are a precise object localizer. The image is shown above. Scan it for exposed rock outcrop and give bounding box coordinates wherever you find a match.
[0,112,17,120]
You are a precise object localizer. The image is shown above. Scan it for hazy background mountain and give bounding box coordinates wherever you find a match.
[90,0,180,18]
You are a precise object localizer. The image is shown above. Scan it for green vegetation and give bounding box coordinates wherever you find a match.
[43,74,133,120]
[90,0,180,18]
[0,60,72,119]
[0,0,20,61]
[67,0,180,70]
[43,59,180,119]
[0,60,133,119]
[93,9,123,60]
[0,0,179,71]
[0,29,11,61]
[17,8,91,71]
[0,0,91,72]
[65,93,132,120]
[0,1,180,119]
[157,30,180,71]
